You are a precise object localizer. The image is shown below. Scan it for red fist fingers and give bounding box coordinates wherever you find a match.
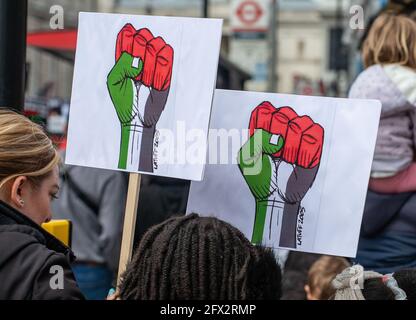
[142,37,165,88]
[115,23,136,62]
[283,116,314,164]
[270,107,298,157]
[115,24,174,90]
[248,101,324,168]
[133,28,153,59]
[153,44,174,91]
[298,123,324,168]
[132,28,154,81]
[249,101,275,136]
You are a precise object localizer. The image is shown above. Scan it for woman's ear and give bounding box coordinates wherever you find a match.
[10,176,28,208]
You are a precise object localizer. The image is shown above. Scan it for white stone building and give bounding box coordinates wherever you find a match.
[26,0,384,99]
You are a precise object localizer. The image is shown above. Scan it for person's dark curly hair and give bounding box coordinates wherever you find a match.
[362,278,396,300]
[394,268,416,300]
[118,213,282,300]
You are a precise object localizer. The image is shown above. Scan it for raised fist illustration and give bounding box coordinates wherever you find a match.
[107,23,174,171]
[238,101,324,248]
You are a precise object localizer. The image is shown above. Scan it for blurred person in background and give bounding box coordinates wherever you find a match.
[332,265,413,300]
[391,268,416,299]
[51,115,128,299]
[351,13,416,194]
[304,255,350,300]
[134,175,189,244]
[52,164,128,300]
[280,252,321,300]
[349,11,416,274]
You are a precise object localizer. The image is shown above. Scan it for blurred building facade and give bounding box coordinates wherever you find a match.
[26,0,385,101]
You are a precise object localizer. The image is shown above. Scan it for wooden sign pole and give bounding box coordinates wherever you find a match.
[117,172,141,287]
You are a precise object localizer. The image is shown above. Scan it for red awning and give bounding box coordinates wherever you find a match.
[27,30,77,51]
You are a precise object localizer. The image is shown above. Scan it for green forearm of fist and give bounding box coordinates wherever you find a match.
[107,52,143,169]
[237,129,284,244]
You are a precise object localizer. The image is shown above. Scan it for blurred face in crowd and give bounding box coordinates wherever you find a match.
[1,165,60,225]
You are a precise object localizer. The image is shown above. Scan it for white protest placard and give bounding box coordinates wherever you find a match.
[66,12,223,181]
[66,12,223,284]
[187,89,381,257]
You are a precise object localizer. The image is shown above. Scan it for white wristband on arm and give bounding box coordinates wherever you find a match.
[270,134,281,146]
[132,57,141,69]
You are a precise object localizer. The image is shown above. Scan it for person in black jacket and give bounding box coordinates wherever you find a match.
[0,109,84,300]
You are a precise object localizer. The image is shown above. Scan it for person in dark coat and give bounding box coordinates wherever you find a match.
[0,201,84,299]
[0,109,84,300]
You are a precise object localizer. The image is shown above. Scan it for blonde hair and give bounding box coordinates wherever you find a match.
[307,255,350,300]
[0,108,60,191]
[363,13,416,69]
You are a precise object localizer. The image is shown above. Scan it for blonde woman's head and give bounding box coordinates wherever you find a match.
[0,108,60,225]
[363,12,416,69]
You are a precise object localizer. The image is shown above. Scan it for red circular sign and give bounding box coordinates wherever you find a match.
[236,1,263,26]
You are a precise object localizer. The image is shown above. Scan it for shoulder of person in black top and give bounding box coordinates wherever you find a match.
[0,200,85,300]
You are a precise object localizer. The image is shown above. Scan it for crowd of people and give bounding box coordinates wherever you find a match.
[1,3,416,301]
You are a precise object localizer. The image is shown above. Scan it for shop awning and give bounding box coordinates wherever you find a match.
[27,29,77,51]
